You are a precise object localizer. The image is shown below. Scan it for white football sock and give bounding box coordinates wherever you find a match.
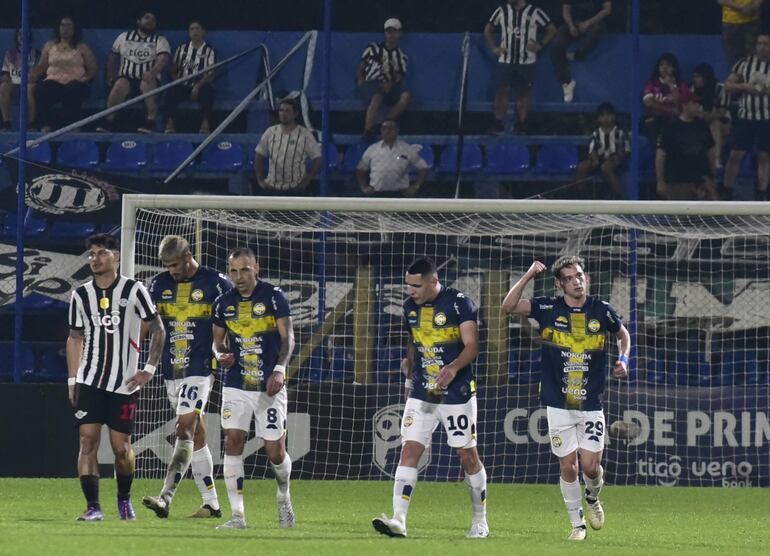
[161,439,193,501]
[271,454,292,499]
[583,465,604,502]
[464,467,488,522]
[192,445,219,509]
[392,465,418,525]
[224,454,245,517]
[560,477,585,528]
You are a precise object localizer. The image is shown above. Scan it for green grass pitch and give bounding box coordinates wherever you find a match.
[0,478,768,555]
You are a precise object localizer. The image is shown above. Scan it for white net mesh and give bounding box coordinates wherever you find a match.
[126,198,770,487]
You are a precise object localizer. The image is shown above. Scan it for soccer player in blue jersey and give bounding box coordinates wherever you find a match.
[502,256,630,541]
[142,235,231,519]
[212,247,295,530]
[372,257,489,539]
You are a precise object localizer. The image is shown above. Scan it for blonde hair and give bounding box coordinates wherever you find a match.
[158,235,191,261]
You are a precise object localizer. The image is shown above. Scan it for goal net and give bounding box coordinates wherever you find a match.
[121,195,770,487]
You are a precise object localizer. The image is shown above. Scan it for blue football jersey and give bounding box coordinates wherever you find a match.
[529,295,622,410]
[212,280,291,391]
[404,287,478,405]
[149,266,231,379]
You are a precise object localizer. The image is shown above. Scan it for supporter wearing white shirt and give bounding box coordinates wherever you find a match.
[356,119,429,196]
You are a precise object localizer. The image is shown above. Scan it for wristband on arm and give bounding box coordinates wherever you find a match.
[619,354,629,366]
[142,363,157,376]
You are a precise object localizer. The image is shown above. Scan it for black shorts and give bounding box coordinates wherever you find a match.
[493,62,535,91]
[730,118,770,153]
[74,383,138,435]
[359,79,405,106]
[113,77,143,98]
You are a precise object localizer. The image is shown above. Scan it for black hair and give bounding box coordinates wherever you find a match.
[85,233,119,251]
[551,255,586,280]
[55,16,82,47]
[651,52,680,83]
[407,257,437,277]
[692,63,717,111]
[596,102,616,117]
[278,98,299,113]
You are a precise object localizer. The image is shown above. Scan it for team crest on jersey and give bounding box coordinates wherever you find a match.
[119,298,128,307]
[161,289,174,300]
[433,312,447,326]
[253,302,266,316]
[551,435,563,448]
[588,319,601,332]
[191,289,204,302]
[222,408,232,419]
[408,310,416,317]
[403,415,414,427]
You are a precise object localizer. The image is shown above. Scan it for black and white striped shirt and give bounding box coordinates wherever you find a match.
[489,3,551,65]
[733,55,770,121]
[173,41,216,84]
[112,30,171,80]
[255,124,322,190]
[69,276,157,395]
[588,125,629,157]
[360,42,408,83]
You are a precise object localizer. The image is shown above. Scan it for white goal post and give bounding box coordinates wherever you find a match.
[121,195,770,487]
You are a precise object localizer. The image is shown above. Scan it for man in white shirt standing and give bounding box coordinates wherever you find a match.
[255,98,322,195]
[356,119,429,196]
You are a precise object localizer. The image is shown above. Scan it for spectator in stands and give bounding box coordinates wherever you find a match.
[691,63,730,168]
[357,18,412,139]
[97,12,170,133]
[355,119,429,197]
[29,17,97,133]
[719,0,762,67]
[642,53,689,147]
[573,102,629,198]
[656,90,718,201]
[723,32,770,200]
[255,98,322,195]
[549,0,612,104]
[484,0,556,135]
[164,21,216,134]
[0,28,40,131]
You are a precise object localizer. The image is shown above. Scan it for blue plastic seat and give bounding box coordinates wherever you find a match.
[638,143,655,176]
[39,347,68,379]
[199,141,244,172]
[322,142,338,171]
[49,220,96,241]
[152,141,195,172]
[341,143,369,173]
[485,142,530,175]
[23,141,53,164]
[0,342,36,380]
[535,144,578,175]
[104,140,148,170]
[438,143,482,174]
[739,152,755,177]
[412,143,435,170]
[56,139,99,169]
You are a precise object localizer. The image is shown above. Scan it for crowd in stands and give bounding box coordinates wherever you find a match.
[2,2,770,200]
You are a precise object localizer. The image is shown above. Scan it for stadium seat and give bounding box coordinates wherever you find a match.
[0,211,48,239]
[0,342,36,380]
[438,143,482,174]
[56,139,99,169]
[22,141,53,164]
[39,346,68,380]
[638,142,655,176]
[103,140,149,170]
[739,152,755,177]
[485,142,530,175]
[341,143,368,173]
[319,142,339,172]
[413,143,435,170]
[199,141,244,172]
[152,140,195,172]
[49,220,96,241]
[535,144,578,175]
[245,143,258,168]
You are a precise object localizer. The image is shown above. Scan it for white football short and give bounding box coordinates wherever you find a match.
[220,386,287,441]
[400,396,478,449]
[547,406,606,457]
[165,375,215,416]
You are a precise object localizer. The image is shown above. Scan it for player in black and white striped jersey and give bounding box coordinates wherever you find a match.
[357,18,412,138]
[484,0,556,135]
[164,21,217,134]
[67,234,166,522]
[97,11,170,133]
[723,32,770,200]
[574,102,629,198]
